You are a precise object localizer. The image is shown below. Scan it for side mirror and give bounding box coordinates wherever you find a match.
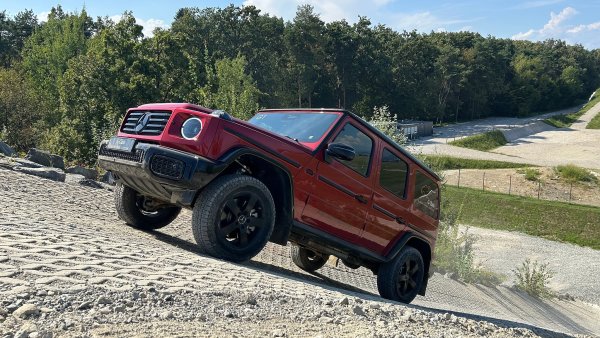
[326,143,355,162]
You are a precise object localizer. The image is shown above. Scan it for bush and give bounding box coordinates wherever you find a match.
[367,105,407,145]
[517,168,541,181]
[513,259,554,298]
[449,130,507,151]
[555,164,597,184]
[433,196,504,286]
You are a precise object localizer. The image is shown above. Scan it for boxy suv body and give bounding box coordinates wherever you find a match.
[98,103,441,303]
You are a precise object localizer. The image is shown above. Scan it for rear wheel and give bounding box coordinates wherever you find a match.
[192,175,275,263]
[291,245,330,272]
[377,246,424,304]
[114,183,181,230]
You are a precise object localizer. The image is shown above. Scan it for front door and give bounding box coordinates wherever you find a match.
[300,119,376,244]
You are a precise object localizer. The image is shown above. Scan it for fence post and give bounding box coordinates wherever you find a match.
[569,183,573,203]
[483,172,485,191]
[538,181,541,199]
[509,175,512,195]
[458,168,461,188]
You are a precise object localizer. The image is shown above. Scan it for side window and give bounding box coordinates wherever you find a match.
[331,123,373,176]
[414,171,440,219]
[379,148,408,199]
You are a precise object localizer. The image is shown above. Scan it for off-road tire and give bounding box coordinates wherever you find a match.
[291,245,330,272]
[114,183,181,230]
[377,246,424,304]
[192,174,275,263]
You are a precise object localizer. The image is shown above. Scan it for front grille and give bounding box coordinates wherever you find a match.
[121,110,171,136]
[150,155,184,180]
[99,144,144,163]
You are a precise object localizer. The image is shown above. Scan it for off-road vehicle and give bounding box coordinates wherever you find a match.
[98,103,440,303]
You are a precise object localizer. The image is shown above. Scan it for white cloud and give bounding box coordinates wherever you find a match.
[109,14,168,37]
[392,11,475,32]
[513,0,564,10]
[512,6,600,48]
[36,11,51,22]
[243,0,392,22]
[243,0,473,32]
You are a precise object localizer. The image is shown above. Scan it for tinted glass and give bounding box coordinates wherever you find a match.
[248,112,339,142]
[332,123,373,176]
[414,171,439,219]
[379,149,408,199]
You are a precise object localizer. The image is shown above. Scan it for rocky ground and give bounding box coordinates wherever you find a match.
[1,157,599,337]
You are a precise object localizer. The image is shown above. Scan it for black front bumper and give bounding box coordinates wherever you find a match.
[98,140,224,206]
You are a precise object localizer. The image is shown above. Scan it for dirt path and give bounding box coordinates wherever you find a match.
[410,102,600,170]
[1,169,600,336]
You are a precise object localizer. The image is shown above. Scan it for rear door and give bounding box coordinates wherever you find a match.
[300,118,376,244]
[362,145,414,254]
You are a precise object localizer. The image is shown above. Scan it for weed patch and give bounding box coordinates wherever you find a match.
[449,130,507,151]
[513,259,554,298]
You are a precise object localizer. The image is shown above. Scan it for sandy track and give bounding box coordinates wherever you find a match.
[1,169,599,336]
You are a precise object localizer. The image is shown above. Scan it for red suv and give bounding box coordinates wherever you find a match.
[98,103,440,303]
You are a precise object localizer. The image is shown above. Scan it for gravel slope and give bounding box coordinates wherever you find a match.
[1,168,599,337]
[467,226,600,305]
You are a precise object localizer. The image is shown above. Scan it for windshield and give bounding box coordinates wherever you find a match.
[248,112,341,143]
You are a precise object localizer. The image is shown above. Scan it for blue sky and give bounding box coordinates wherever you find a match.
[2,0,600,49]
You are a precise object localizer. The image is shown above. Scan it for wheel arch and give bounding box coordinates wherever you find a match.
[207,147,295,246]
[386,232,433,296]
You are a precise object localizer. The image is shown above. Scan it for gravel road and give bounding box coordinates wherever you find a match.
[1,167,599,337]
[409,102,600,170]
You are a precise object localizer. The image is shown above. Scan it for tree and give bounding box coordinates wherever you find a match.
[198,56,261,120]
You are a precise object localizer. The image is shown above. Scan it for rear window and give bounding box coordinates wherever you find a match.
[414,171,439,219]
[379,148,408,199]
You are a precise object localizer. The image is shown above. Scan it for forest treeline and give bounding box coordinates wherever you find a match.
[1,5,599,164]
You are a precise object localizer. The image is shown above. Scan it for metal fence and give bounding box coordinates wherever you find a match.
[444,169,599,207]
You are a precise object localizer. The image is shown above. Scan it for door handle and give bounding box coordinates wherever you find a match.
[396,216,406,225]
[355,195,368,204]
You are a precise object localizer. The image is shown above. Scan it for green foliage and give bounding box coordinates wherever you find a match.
[0,67,40,151]
[517,168,541,181]
[445,186,600,249]
[198,55,260,120]
[543,112,584,128]
[420,155,531,171]
[367,105,407,145]
[449,130,507,151]
[554,164,598,184]
[1,5,600,165]
[585,89,600,129]
[513,259,555,298]
[433,196,505,285]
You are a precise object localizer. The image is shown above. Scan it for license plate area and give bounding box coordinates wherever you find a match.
[106,137,135,152]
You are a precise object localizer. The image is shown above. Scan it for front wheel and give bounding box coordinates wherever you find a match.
[291,245,330,272]
[377,246,424,304]
[192,175,275,263]
[114,183,181,230]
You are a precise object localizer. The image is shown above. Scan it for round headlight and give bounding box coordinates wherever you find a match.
[181,117,202,140]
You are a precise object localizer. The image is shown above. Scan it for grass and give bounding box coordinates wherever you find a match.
[420,155,532,171]
[543,112,584,128]
[449,130,507,151]
[544,88,600,128]
[513,259,555,299]
[444,186,600,249]
[588,114,600,129]
[554,164,598,184]
[586,89,600,129]
[517,168,541,181]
